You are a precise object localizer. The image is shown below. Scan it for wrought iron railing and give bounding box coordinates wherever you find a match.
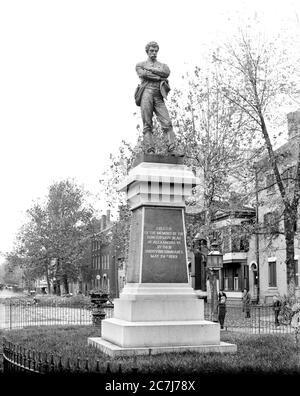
[1,298,295,335]
[0,299,113,330]
[204,302,294,334]
[2,337,130,374]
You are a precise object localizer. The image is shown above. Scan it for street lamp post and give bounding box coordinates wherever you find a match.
[207,241,223,322]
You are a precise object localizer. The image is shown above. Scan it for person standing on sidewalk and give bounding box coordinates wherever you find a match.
[218,290,227,329]
[273,295,281,327]
[242,288,251,318]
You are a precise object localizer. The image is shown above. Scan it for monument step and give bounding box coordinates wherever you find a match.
[101,317,220,348]
[88,337,237,357]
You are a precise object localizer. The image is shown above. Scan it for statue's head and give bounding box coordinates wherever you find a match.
[145,41,159,61]
[145,41,159,54]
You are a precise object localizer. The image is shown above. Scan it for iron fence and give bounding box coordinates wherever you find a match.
[2,337,132,374]
[0,298,295,335]
[204,302,294,334]
[0,299,114,330]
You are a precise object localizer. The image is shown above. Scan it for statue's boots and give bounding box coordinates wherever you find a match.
[143,130,155,154]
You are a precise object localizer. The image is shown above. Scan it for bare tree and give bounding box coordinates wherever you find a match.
[215,28,300,286]
[169,64,258,240]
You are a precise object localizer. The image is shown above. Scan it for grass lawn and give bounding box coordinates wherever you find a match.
[1,326,299,374]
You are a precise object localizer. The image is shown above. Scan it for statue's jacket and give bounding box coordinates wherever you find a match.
[136,60,171,100]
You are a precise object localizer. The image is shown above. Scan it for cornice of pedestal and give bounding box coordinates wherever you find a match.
[117,157,201,210]
[118,161,200,193]
[120,282,198,299]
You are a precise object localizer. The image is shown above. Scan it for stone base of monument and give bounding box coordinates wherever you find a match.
[88,338,236,357]
[87,154,237,357]
[88,284,237,357]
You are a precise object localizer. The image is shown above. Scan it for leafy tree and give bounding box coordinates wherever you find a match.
[7,180,95,294]
[45,180,95,293]
[98,142,136,264]
[99,141,136,214]
[1,257,26,287]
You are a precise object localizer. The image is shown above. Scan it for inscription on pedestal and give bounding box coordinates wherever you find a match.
[142,207,188,283]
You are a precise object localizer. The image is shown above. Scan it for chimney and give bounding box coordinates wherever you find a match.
[287,110,300,140]
[101,214,107,230]
[106,210,111,224]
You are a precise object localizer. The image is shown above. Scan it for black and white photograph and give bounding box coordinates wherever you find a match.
[0,0,300,390]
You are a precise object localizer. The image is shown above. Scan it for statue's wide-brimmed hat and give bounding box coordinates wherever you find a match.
[160,80,170,99]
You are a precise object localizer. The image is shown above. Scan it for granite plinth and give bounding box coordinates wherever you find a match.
[100,318,219,348]
[88,338,237,357]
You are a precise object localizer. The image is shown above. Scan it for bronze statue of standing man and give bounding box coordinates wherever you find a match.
[135,41,180,155]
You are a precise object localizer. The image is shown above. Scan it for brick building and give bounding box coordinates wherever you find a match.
[247,110,300,303]
[90,211,119,298]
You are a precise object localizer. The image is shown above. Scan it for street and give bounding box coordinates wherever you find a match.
[0,289,26,328]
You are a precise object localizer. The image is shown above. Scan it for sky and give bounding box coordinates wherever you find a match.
[0,0,299,263]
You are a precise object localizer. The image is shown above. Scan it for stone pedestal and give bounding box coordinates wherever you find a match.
[88,154,236,356]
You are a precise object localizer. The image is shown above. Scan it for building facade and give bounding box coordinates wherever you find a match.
[187,111,300,303]
[247,110,300,303]
[187,206,255,302]
[213,207,256,300]
[90,211,119,298]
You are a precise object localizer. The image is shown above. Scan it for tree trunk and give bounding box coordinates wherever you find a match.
[284,209,297,286]
[45,262,51,294]
[63,275,69,294]
[56,280,61,296]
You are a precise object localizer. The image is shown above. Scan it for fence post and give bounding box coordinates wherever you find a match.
[9,299,12,330]
[3,339,7,372]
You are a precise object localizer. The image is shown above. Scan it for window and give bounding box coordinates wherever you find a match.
[243,265,249,290]
[234,277,239,291]
[268,261,277,287]
[266,173,275,194]
[107,255,110,269]
[295,260,299,287]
